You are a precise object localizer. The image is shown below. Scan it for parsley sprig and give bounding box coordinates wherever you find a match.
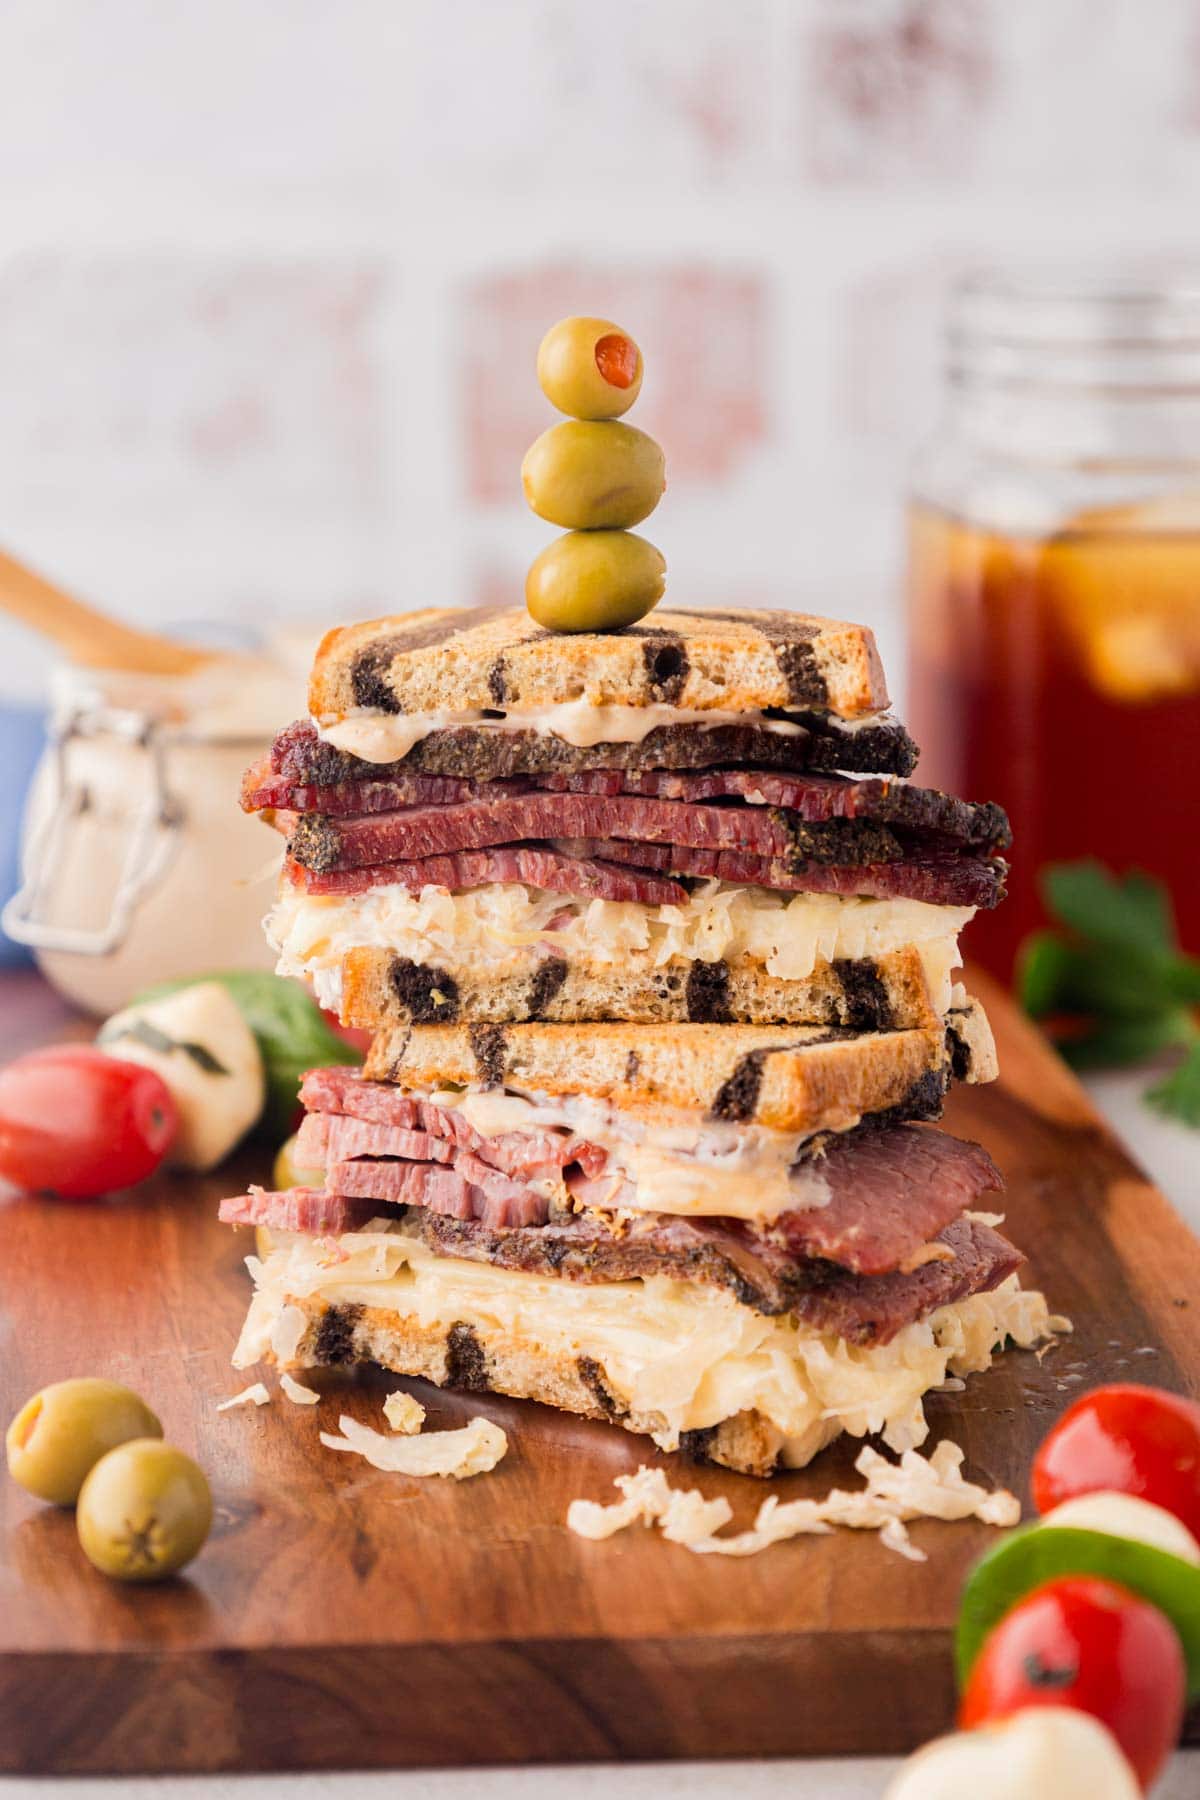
[1018,861,1200,1127]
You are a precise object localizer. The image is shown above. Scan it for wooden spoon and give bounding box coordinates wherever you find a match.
[0,546,229,676]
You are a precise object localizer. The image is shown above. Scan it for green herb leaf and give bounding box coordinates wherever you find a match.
[1058,1011,1196,1071]
[1019,934,1200,1022]
[134,971,360,1137]
[1146,1042,1200,1128]
[1021,859,1200,1127]
[1042,861,1177,956]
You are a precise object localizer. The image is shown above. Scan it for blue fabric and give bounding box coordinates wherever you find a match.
[0,703,48,966]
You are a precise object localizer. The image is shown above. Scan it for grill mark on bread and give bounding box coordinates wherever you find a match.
[637,631,690,702]
[874,1067,948,1126]
[947,1022,973,1082]
[350,609,511,712]
[444,1322,488,1390]
[710,1047,770,1121]
[576,1354,625,1418]
[834,958,896,1033]
[773,640,828,706]
[696,611,829,706]
[389,956,460,1023]
[685,960,733,1023]
[314,1303,363,1365]
[710,1030,858,1122]
[468,1023,508,1088]
[679,1426,718,1463]
[351,640,407,712]
[486,656,508,705]
[526,956,568,1019]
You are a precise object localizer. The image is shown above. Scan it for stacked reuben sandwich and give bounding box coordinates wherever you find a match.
[223,604,1055,1476]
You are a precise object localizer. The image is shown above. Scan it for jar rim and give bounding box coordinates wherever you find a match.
[947,266,1200,393]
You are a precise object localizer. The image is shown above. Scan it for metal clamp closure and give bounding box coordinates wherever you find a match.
[2,704,185,956]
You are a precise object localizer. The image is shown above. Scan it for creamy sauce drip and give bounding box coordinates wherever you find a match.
[316,699,811,764]
[438,1084,835,1223]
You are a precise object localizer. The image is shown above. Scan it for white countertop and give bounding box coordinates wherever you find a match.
[3,1069,1196,1800]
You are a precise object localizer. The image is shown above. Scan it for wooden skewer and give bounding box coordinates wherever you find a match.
[0,547,227,676]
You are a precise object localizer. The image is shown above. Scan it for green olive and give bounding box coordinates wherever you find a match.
[537,316,643,420]
[6,1379,163,1506]
[526,530,666,633]
[76,1439,212,1582]
[522,421,665,530]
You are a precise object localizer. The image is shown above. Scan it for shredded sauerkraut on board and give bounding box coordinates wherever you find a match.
[320,1413,506,1480]
[383,1391,426,1435]
[567,1440,1020,1560]
[216,1382,271,1411]
[280,1373,320,1405]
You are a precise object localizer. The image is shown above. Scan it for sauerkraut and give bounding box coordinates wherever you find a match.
[268,880,972,1014]
[235,1224,1059,1466]
[567,1438,1021,1557]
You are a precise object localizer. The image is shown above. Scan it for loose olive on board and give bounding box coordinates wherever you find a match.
[522,420,665,530]
[537,317,643,420]
[526,530,666,633]
[5,1378,163,1506]
[76,1439,212,1582]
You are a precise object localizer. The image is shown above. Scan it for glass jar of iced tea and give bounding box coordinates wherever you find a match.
[908,269,1200,981]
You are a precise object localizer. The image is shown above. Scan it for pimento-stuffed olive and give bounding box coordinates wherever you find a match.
[536,317,643,420]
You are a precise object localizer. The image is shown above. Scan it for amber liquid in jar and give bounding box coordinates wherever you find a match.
[908,499,1200,981]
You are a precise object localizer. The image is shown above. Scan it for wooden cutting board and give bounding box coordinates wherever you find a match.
[2,966,1198,1775]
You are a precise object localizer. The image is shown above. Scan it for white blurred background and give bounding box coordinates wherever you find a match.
[2,0,1200,701]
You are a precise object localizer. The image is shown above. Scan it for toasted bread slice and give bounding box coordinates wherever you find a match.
[271,1292,831,1477]
[340,943,939,1032]
[309,604,890,725]
[363,1005,996,1132]
[246,1258,1042,1478]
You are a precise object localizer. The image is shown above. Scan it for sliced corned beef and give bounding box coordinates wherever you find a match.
[297,1065,608,1179]
[557,837,1007,908]
[283,791,908,875]
[246,754,1008,852]
[331,1154,551,1228]
[283,846,687,905]
[218,1186,375,1234]
[759,1124,1001,1274]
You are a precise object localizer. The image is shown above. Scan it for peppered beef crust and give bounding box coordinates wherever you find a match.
[266,715,919,784]
[409,1210,1021,1346]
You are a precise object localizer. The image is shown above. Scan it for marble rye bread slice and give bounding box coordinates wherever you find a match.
[308,603,891,727]
[363,1014,983,1134]
[339,943,939,1033]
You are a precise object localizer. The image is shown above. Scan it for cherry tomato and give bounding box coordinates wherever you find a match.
[0,1046,177,1198]
[959,1575,1185,1790]
[1034,1383,1200,1541]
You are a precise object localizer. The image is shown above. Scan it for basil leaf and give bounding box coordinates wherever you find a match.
[1058,1011,1196,1071]
[134,971,361,1137]
[1042,861,1177,956]
[1147,1042,1200,1128]
[1020,935,1198,1021]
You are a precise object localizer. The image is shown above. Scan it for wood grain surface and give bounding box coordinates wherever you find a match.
[1,966,1198,1775]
